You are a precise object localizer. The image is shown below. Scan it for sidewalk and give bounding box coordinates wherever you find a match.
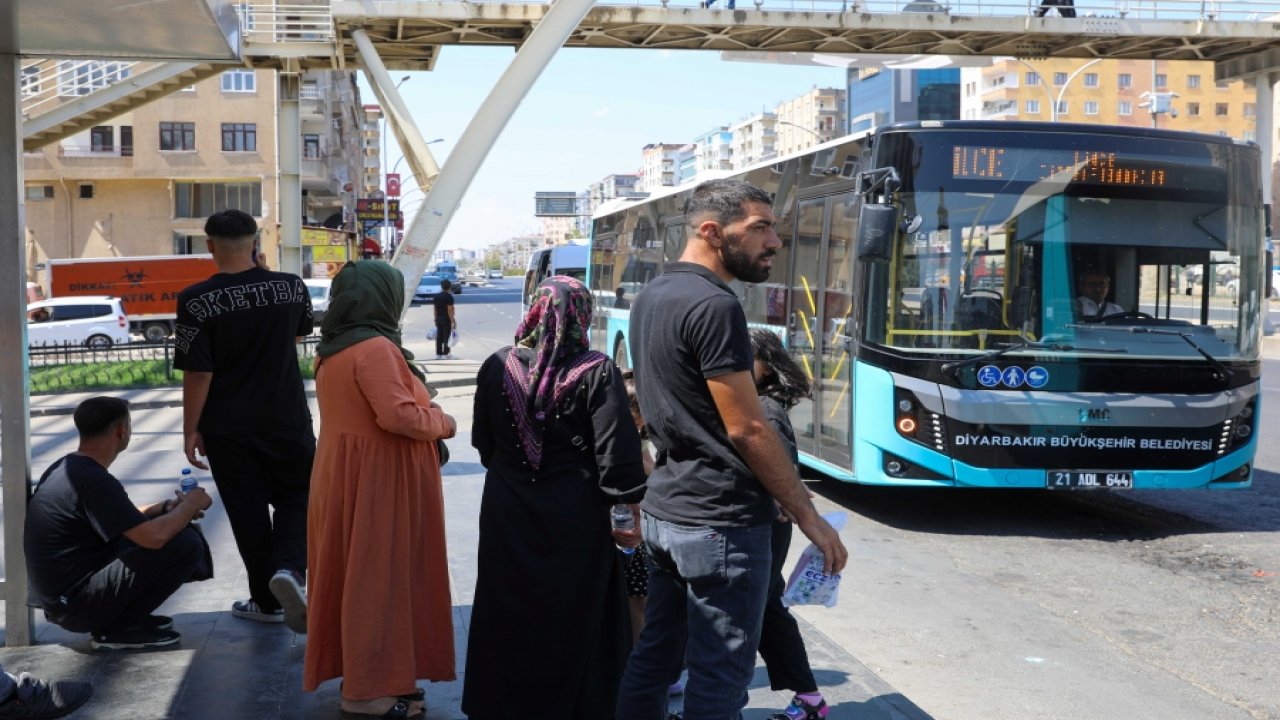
[2,381,931,720]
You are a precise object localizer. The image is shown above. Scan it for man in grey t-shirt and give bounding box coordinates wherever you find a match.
[616,180,847,720]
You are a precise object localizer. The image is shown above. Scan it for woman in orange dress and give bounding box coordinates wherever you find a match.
[303,260,457,719]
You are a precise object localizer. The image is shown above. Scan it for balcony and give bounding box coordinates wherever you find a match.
[58,144,134,161]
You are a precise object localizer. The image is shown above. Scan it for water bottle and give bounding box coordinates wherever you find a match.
[610,504,636,555]
[178,468,201,526]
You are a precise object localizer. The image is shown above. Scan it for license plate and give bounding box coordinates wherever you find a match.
[1047,470,1133,489]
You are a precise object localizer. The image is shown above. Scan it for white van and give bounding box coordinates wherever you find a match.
[524,244,589,310]
[26,296,130,349]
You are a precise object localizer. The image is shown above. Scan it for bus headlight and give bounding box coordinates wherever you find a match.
[894,388,947,453]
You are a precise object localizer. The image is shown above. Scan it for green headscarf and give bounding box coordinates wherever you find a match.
[316,261,424,383]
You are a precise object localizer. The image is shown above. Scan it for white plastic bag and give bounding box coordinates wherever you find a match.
[450,330,459,344]
[781,511,847,608]
[427,327,438,340]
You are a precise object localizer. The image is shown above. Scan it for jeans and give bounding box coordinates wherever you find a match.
[616,512,772,720]
[435,322,452,356]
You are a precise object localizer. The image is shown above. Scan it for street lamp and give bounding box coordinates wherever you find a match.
[776,120,825,152]
[1015,58,1102,122]
[381,75,410,251]
[389,138,444,176]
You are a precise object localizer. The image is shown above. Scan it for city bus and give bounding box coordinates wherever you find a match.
[588,121,1263,489]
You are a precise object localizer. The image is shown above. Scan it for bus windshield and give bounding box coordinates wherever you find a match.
[867,129,1263,363]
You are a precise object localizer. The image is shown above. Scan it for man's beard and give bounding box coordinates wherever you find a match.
[722,233,773,284]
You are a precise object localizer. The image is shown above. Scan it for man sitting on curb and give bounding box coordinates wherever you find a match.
[25,397,214,651]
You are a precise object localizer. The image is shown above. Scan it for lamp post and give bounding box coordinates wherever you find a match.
[381,75,410,251]
[776,120,825,152]
[389,138,444,177]
[1014,58,1102,122]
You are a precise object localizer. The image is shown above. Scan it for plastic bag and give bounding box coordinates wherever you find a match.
[450,330,459,344]
[781,511,847,608]
[427,327,437,340]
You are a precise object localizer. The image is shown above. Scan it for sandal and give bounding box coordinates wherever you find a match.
[340,699,425,719]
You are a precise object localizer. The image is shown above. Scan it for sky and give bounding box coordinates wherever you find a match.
[359,46,847,253]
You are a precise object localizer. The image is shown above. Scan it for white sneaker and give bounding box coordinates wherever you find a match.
[268,569,307,634]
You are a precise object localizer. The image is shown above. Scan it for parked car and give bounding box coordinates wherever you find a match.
[304,279,333,326]
[488,269,503,280]
[26,296,130,349]
[413,274,445,304]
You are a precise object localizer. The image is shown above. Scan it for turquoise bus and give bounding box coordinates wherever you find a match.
[588,121,1263,489]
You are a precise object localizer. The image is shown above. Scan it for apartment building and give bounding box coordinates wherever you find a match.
[730,113,777,169]
[21,61,366,279]
[960,58,1257,140]
[774,87,847,157]
[639,143,686,193]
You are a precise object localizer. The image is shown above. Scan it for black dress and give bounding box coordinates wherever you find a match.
[462,347,647,720]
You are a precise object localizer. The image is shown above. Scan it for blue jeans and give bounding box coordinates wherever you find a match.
[616,512,772,720]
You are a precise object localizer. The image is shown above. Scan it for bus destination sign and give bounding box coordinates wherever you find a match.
[952,146,1170,187]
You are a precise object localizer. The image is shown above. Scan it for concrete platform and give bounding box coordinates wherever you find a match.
[3,382,930,720]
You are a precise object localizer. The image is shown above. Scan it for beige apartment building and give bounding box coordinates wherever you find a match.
[774,87,847,158]
[960,58,1257,141]
[21,62,366,279]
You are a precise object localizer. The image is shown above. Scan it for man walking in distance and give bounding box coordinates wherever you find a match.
[175,209,313,634]
[25,397,213,650]
[433,279,457,359]
[616,179,848,720]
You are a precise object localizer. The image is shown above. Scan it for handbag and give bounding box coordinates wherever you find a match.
[436,438,450,466]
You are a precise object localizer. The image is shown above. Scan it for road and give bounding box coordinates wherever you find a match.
[402,278,526,364]
[430,284,1280,719]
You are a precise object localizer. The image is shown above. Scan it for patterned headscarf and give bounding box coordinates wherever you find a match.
[504,275,607,469]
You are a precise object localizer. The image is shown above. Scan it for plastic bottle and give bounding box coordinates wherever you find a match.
[610,504,636,555]
[179,468,201,526]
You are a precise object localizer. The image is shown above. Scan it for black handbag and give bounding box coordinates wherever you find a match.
[436,439,450,466]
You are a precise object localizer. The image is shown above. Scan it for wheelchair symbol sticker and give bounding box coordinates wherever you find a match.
[1001,366,1026,388]
[1025,366,1050,389]
[977,365,1002,388]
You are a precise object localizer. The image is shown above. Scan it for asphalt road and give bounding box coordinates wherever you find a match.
[439,284,1280,719]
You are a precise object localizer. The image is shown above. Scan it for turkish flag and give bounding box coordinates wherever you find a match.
[386,173,401,198]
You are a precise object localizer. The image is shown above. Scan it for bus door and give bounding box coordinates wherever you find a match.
[788,191,858,471]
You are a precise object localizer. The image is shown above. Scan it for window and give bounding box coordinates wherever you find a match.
[120,126,133,157]
[1118,73,1132,89]
[1084,73,1099,87]
[78,184,94,199]
[173,233,203,255]
[174,181,262,218]
[1084,101,1099,115]
[1217,81,1229,90]
[1187,74,1201,89]
[57,61,130,96]
[1025,72,1040,85]
[303,134,321,159]
[221,123,257,152]
[1245,129,1258,142]
[21,65,40,97]
[1245,103,1257,117]
[1026,99,1040,114]
[220,70,256,93]
[1187,102,1201,116]
[1053,72,1067,86]
[160,122,195,151]
[1118,100,1132,115]
[25,185,54,201]
[1056,100,1068,115]
[1216,102,1229,116]
[90,126,113,152]
[1155,74,1168,88]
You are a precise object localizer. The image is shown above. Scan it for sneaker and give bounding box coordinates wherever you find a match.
[0,672,93,718]
[143,614,174,631]
[230,599,284,624]
[770,695,828,720]
[90,623,180,650]
[268,569,308,634]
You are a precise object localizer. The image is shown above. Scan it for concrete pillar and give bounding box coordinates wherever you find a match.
[1256,73,1275,206]
[278,73,302,275]
[0,2,35,646]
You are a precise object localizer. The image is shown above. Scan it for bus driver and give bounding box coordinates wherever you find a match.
[1075,269,1124,320]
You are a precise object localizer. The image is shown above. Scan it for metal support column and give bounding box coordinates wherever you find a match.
[278,72,302,275]
[380,0,598,312]
[0,2,35,646]
[353,30,441,200]
[1257,73,1275,206]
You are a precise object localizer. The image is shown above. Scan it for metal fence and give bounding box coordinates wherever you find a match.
[28,337,321,394]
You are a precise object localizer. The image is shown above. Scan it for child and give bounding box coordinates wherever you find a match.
[621,370,686,699]
[750,329,829,720]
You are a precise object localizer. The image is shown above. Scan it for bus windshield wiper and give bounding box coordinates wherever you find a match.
[1127,327,1234,379]
[940,341,1072,376]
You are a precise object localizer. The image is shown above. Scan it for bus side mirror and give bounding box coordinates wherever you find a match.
[856,203,897,262]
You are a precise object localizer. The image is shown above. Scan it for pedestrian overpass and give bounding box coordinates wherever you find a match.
[7,0,1280,645]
